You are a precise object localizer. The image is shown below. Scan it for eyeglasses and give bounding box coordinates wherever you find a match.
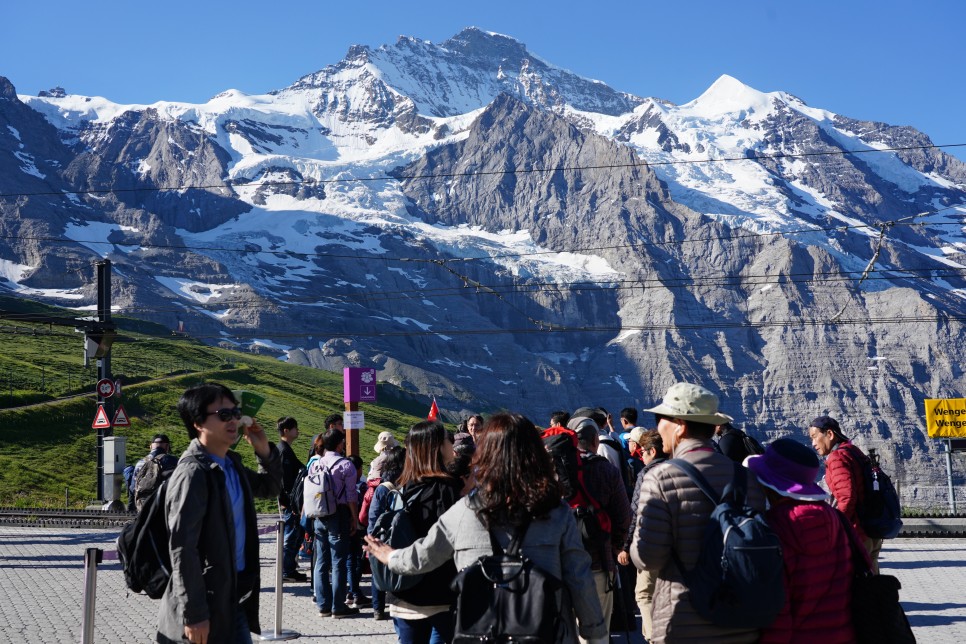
[205,407,243,422]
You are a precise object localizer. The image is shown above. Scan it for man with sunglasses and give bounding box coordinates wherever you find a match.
[157,384,282,644]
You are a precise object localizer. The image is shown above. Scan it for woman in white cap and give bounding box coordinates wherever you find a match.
[746,438,857,644]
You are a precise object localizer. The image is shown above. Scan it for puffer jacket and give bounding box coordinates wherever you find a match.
[629,438,765,644]
[760,500,855,644]
[825,442,869,543]
[157,439,281,644]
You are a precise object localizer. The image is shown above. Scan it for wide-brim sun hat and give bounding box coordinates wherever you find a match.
[643,382,734,425]
[373,431,399,454]
[746,438,828,501]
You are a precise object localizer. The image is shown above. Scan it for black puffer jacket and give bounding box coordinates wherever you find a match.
[392,475,463,607]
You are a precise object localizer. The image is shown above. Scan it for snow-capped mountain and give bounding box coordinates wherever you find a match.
[3,27,966,505]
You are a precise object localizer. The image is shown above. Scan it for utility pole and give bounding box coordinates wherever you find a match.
[0,260,117,500]
[93,260,115,502]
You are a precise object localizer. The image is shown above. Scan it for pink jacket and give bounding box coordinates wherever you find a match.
[760,500,855,644]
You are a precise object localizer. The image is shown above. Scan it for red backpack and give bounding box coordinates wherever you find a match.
[541,427,612,551]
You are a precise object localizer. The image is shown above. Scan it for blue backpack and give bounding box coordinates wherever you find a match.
[668,459,785,628]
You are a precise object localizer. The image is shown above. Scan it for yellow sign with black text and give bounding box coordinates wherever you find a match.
[925,398,966,438]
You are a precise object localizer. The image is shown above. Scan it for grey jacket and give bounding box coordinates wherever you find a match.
[388,496,607,642]
[157,439,281,643]
[630,438,765,644]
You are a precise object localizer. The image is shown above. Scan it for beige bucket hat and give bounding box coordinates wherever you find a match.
[643,382,734,425]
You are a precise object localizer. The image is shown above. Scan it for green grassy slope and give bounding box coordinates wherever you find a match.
[0,298,422,509]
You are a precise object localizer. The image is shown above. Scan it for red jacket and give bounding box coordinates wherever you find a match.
[760,500,855,644]
[825,442,869,542]
[358,477,381,525]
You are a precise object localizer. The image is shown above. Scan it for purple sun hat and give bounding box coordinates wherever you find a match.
[746,438,828,501]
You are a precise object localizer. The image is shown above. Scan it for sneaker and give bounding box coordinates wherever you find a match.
[373,610,389,621]
[318,609,331,617]
[282,571,308,583]
[353,594,372,607]
[332,606,360,619]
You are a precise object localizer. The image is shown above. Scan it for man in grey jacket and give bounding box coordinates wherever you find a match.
[158,383,282,644]
[630,382,765,644]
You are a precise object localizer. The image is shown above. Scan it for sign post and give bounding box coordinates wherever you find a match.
[925,398,966,513]
[343,368,377,457]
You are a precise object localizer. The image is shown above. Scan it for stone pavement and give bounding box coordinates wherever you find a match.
[0,520,963,642]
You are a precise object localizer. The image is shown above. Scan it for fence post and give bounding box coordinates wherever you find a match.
[259,519,299,640]
[81,547,102,644]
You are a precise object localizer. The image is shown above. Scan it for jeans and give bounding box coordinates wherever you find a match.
[372,586,385,613]
[233,609,253,644]
[282,506,303,575]
[313,508,350,612]
[347,532,363,597]
[393,612,454,644]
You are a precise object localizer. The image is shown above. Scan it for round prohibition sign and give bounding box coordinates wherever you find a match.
[96,378,116,398]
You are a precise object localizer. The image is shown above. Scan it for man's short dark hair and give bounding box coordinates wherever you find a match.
[620,407,638,425]
[550,410,571,427]
[177,383,236,440]
[277,417,298,434]
[322,428,345,452]
[324,413,343,429]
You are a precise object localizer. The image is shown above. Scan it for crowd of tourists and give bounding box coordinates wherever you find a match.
[139,380,896,643]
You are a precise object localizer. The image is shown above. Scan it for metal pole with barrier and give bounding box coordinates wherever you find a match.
[259,518,299,641]
[81,548,103,644]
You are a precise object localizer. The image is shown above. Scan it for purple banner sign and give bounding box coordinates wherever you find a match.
[344,367,377,403]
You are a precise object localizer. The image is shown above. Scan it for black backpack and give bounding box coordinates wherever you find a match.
[288,465,308,513]
[116,479,171,599]
[369,487,425,593]
[741,432,765,457]
[857,456,903,540]
[451,518,562,643]
[668,459,785,628]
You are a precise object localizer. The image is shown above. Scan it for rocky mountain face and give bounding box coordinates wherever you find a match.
[2,28,966,506]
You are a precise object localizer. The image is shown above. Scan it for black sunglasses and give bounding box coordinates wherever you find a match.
[205,407,243,422]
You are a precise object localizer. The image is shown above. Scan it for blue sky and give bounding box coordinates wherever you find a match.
[4,0,965,160]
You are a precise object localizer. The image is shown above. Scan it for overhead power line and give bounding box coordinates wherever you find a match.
[0,142,963,199]
[2,204,964,263]
[123,311,966,341]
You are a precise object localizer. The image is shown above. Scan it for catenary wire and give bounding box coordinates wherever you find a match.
[0,142,963,199]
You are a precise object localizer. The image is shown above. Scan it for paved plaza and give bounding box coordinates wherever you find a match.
[0,520,963,642]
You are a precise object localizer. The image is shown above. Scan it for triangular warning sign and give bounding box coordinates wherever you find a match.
[112,405,131,427]
[92,404,111,429]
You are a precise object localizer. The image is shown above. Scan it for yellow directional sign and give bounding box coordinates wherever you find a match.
[925,398,966,438]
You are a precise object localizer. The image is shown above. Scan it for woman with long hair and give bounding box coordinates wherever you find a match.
[384,420,462,643]
[366,413,606,643]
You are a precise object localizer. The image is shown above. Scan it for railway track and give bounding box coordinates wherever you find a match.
[1,507,965,535]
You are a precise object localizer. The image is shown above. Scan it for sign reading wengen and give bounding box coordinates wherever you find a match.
[925,398,966,438]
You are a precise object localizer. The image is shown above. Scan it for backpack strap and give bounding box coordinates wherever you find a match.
[667,460,751,575]
[668,459,746,507]
[488,517,532,557]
